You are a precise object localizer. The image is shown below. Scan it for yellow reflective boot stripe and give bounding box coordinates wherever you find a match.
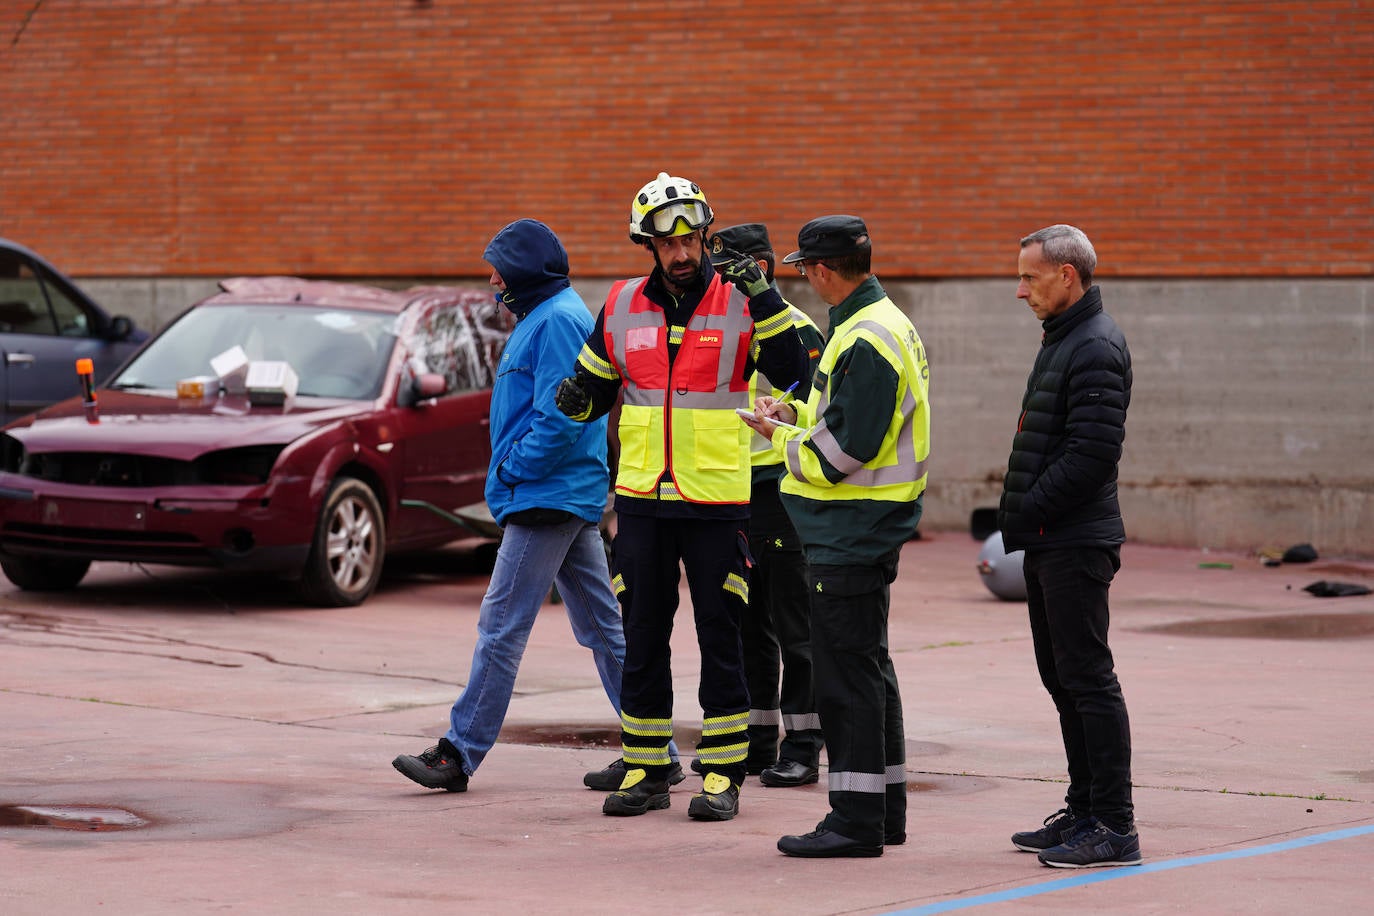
[696,741,748,765]
[621,711,673,738]
[623,745,674,767]
[700,711,748,736]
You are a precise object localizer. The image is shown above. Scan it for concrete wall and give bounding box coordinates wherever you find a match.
[83,274,1374,559]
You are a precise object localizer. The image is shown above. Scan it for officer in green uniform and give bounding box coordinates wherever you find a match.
[707,223,827,786]
[740,215,931,857]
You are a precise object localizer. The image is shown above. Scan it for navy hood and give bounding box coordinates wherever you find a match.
[483,218,572,319]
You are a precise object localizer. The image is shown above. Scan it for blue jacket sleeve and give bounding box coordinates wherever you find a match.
[497,308,595,485]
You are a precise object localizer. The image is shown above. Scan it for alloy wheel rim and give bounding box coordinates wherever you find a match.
[326,495,377,592]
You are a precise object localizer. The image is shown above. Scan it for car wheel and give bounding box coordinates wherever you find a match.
[297,477,385,607]
[0,555,92,591]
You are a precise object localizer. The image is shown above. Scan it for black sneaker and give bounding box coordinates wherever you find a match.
[392,740,468,792]
[687,773,740,821]
[584,758,685,791]
[778,824,882,858]
[1011,807,1090,852]
[1037,819,1142,868]
[602,768,672,816]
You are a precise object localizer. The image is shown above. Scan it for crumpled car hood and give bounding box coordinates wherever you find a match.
[2,391,366,460]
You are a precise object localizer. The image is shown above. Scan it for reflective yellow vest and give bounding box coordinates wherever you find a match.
[779,295,930,503]
[602,276,755,504]
[748,304,821,469]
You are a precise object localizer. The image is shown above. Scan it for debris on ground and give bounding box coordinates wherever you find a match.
[1302,580,1372,598]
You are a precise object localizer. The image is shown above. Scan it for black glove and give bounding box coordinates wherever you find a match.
[555,376,590,418]
[717,249,770,298]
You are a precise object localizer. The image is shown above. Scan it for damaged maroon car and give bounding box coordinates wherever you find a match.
[0,277,513,606]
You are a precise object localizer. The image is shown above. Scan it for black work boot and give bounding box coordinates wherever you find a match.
[584,758,684,791]
[687,773,740,821]
[602,767,672,816]
[392,738,469,792]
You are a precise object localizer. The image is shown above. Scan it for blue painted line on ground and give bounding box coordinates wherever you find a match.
[885,823,1374,915]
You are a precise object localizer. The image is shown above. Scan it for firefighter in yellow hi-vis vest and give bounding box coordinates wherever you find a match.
[556,174,810,822]
[706,223,827,788]
[741,215,930,857]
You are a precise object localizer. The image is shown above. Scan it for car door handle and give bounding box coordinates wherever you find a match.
[5,352,35,366]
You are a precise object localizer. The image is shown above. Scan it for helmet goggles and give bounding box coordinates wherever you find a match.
[639,200,712,238]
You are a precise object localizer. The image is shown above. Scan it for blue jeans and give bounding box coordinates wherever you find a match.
[445,519,627,774]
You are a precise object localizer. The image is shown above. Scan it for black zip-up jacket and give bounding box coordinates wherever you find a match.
[998,286,1132,552]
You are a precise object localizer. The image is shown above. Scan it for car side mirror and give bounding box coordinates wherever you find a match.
[400,372,447,407]
[106,315,137,341]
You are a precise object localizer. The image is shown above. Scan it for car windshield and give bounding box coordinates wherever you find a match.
[111,304,397,399]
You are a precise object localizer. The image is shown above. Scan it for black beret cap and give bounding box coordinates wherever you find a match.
[708,223,773,264]
[781,215,871,264]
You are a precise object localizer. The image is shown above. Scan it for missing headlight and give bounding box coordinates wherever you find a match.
[193,445,285,485]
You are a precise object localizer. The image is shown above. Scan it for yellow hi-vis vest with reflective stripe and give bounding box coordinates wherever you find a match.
[779,295,930,503]
[748,304,821,469]
[602,276,755,504]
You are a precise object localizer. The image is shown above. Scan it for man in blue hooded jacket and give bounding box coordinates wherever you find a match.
[392,218,640,792]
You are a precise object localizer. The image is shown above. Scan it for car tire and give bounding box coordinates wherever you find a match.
[0,555,92,591]
[297,477,386,607]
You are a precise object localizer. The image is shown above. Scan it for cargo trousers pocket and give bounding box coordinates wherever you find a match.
[722,528,753,607]
[808,562,889,654]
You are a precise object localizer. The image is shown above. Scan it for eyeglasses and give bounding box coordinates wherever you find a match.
[794,260,829,277]
[640,200,712,237]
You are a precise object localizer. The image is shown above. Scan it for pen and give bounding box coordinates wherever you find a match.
[780,380,799,404]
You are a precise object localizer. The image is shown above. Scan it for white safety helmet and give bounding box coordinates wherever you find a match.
[628,171,714,244]
[976,531,1027,601]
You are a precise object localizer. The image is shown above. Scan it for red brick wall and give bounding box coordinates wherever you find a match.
[2,1,1369,279]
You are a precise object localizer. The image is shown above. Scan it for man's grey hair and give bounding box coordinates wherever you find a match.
[1020,224,1096,287]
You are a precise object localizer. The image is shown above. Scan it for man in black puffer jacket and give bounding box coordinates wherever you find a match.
[998,224,1141,869]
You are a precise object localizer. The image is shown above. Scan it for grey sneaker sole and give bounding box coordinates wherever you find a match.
[1039,853,1143,868]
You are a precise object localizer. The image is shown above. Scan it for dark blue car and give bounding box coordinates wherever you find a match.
[0,238,148,423]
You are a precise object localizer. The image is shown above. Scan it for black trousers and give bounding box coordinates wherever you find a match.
[743,477,822,768]
[809,551,906,845]
[1023,545,1134,832]
[613,513,750,785]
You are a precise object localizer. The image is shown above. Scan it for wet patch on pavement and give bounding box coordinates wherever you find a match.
[0,780,318,844]
[499,723,704,748]
[1142,611,1374,640]
[904,774,996,796]
[0,804,149,831]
